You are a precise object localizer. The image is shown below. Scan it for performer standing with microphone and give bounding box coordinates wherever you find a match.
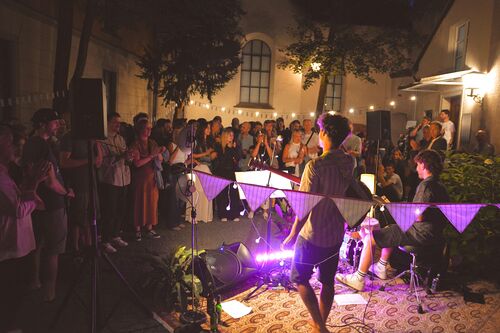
[282,114,354,333]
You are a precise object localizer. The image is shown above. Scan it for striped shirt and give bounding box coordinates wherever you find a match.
[298,149,354,247]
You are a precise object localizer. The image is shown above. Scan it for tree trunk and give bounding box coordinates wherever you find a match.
[315,75,327,114]
[71,0,98,82]
[152,77,159,123]
[52,0,75,114]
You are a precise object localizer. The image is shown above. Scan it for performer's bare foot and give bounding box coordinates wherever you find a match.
[309,319,330,333]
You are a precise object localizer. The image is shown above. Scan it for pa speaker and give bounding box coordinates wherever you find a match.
[366,110,391,141]
[198,242,257,294]
[71,78,107,140]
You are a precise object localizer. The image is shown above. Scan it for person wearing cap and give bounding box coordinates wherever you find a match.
[22,108,74,302]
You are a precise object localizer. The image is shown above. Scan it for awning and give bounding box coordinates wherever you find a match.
[399,69,477,92]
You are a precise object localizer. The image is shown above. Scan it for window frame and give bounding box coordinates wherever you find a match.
[323,74,343,112]
[454,21,469,71]
[239,39,272,107]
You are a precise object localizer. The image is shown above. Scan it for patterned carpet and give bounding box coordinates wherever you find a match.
[211,272,500,333]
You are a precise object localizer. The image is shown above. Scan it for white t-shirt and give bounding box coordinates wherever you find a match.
[385,173,403,200]
[170,143,188,165]
[302,132,319,159]
[441,120,455,150]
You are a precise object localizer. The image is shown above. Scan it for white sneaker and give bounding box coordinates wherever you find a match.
[102,242,117,254]
[232,218,240,222]
[336,273,365,291]
[369,262,388,280]
[111,237,128,247]
[221,218,228,222]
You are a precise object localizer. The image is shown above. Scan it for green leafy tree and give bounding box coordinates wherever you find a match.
[137,0,244,119]
[280,0,423,114]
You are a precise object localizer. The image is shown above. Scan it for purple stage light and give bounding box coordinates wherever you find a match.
[255,250,294,263]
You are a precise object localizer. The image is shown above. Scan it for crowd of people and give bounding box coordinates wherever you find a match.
[0,106,496,332]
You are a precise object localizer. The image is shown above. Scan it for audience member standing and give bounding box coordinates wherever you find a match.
[419,125,431,149]
[439,110,455,150]
[214,128,242,221]
[302,119,320,163]
[130,119,164,241]
[342,121,362,177]
[427,122,447,155]
[98,112,134,252]
[238,122,254,171]
[23,108,73,302]
[0,125,49,332]
[473,129,495,156]
[283,130,306,177]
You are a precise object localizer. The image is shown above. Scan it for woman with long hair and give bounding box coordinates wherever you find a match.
[282,129,306,177]
[130,119,165,241]
[214,128,242,221]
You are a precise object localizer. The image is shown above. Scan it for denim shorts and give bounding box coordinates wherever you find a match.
[290,236,341,286]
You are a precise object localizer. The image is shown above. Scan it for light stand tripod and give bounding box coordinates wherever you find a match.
[50,140,151,332]
[244,136,295,302]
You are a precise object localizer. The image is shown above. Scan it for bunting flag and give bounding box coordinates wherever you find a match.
[437,204,485,233]
[283,190,325,220]
[385,203,430,232]
[194,171,231,201]
[238,183,276,212]
[331,197,374,228]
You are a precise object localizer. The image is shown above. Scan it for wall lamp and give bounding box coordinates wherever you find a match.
[465,87,483,104]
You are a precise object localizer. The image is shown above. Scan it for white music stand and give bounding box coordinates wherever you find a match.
[234,170,293,199]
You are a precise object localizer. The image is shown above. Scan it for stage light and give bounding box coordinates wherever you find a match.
[226,205,231,211]
[255,250,294,263]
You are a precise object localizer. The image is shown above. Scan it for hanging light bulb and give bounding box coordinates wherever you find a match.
[255,237,261,244]
[226,204,231,211]
[380,205,385,212]
[279,260,285,267]
[240,210,245,216]
[233,183,238,189]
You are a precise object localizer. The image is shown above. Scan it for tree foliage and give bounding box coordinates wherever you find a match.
[280,0,423,90]
[136,0,244,116]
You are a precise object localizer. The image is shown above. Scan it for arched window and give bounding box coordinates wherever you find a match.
[240,40,271,105]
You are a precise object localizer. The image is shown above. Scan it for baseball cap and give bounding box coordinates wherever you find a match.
[31,108,61,124]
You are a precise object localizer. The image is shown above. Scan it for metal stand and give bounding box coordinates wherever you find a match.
[178,124,207,331]
[50,141,151,332]
[244,139,295,302]
[379,251,425,314]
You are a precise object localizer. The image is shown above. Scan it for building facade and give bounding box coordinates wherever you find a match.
[0,0,155,126]
[395,0,500,151]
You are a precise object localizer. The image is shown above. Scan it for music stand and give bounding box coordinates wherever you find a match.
[234,170,296,301]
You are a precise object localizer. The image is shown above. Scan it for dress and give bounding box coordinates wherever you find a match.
[130,139,159,228]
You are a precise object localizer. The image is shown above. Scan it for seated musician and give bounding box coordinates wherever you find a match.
[337,149,449,291]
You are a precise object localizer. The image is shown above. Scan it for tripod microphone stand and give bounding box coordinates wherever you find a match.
[50,140,151,332]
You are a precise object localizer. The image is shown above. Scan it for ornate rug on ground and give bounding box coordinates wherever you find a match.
[214,272,500,333]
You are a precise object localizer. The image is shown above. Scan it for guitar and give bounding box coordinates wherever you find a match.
[248,158,301,184]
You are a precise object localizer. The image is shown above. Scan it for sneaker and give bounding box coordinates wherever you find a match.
[221,218,228,222]
[232,218,240,222]
[336,273,365,291]
[369,262,388,280]
[248,211,254,219]
[135,232,142,242]
[111,237,129,247]
[102,242,117,254]
[147,230,161,239]
[171,226,182,231]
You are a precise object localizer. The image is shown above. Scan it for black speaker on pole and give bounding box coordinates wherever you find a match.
[366,110,391,141]
[196,242,257,295]
[71,78,107,140]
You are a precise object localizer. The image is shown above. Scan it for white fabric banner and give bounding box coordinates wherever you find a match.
[437,204,485,233]
[283,190,324,220]
[386,203,430,232]
[238,183,275,212]
[194,171,231,201]
[331,197,374,228]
